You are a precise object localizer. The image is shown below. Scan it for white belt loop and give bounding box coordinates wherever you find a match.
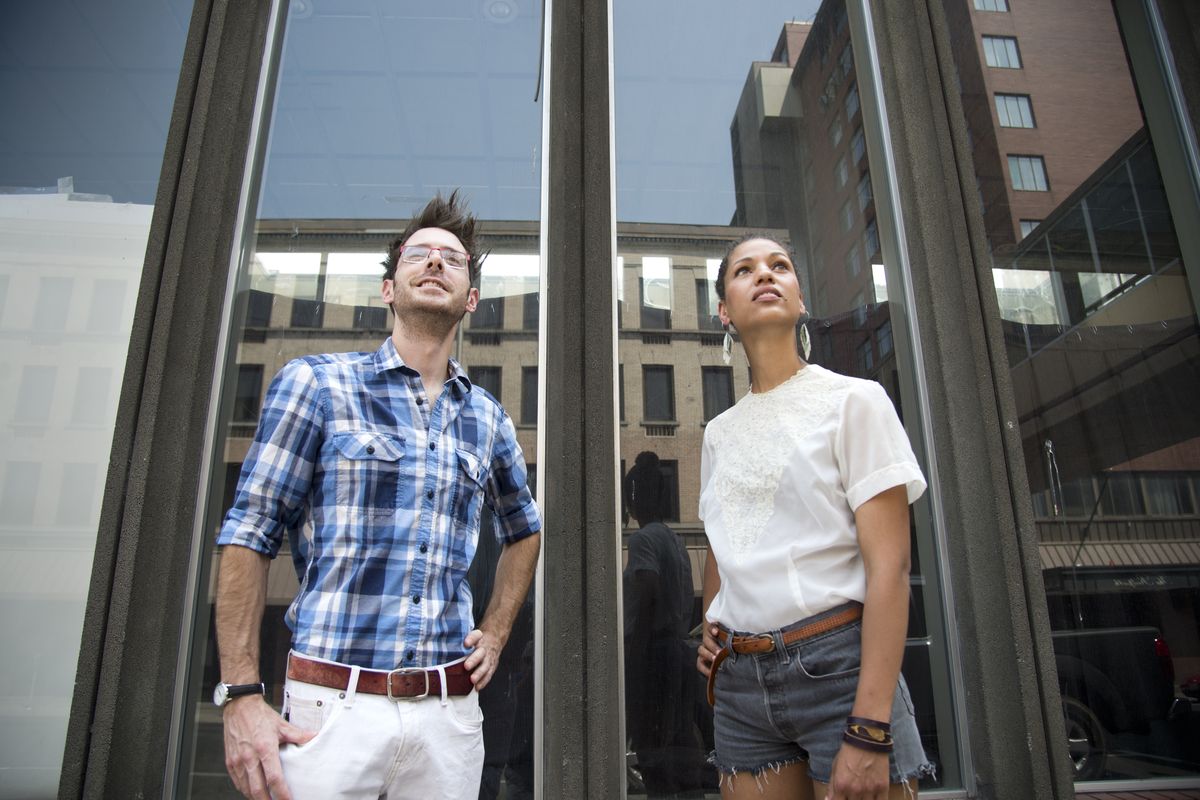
[434,664,449,705]
[343,665,361,707]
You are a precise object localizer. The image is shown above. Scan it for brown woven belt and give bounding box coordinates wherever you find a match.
[706,603,863,706]
[287,652,474,700]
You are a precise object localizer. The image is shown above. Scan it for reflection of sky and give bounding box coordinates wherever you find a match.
[614,1,821,225]
[2,0,822,224]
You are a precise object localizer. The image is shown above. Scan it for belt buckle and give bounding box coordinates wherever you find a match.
[754,633,776,651]
[386,667,430,701]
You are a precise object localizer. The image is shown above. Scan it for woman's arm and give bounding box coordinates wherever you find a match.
[696,543,722,678]
[827,484,912,799]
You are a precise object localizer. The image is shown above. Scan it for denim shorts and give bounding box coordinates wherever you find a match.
[710,604,935,787]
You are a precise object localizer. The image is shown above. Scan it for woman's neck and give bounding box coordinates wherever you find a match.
[742,328,805,394]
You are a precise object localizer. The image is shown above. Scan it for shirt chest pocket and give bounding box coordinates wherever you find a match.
[331,431,408,515]
[450,447,488,524]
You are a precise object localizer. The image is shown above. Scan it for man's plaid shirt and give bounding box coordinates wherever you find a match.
[218,338,541,670]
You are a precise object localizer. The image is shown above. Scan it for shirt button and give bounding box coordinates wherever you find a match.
[419,543,428,553]
[426,489,434,500]
[416,397,424,405]
[412,594,421,604]
[366,445,375,455]
[406,650,415,661]
[429,442,436,451]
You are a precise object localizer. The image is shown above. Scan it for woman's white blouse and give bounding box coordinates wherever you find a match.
[700,364,926,632]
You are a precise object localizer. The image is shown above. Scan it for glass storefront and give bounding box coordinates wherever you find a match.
[613,0,960,793]
[171,2,544,796]
[4,0,1199,797]
[0,3,189,797]
[945,0,1200,784]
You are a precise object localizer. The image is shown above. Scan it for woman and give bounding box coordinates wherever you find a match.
[695,235,934,800]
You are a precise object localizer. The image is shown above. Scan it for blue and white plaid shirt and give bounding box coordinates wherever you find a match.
[218,338,541,670]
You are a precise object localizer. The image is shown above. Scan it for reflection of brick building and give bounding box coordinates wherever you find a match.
[943,0,1143,253]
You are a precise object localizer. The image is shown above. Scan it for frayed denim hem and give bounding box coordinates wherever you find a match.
[896,761,938,800]
[707,751,808,794]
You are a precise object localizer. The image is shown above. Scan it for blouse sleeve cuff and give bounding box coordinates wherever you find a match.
[846,462,927,510]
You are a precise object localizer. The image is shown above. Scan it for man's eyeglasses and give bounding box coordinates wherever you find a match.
[399,245,470,270]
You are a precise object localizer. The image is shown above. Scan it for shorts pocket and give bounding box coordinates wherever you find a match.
[793,622,862,681]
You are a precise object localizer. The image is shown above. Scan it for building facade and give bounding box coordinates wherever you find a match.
[2,0,1199,798]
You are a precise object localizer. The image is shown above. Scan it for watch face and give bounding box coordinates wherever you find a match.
[213,683,228,706]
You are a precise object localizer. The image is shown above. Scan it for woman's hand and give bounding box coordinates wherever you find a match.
[825,742,890,800]
[696,623,721,678]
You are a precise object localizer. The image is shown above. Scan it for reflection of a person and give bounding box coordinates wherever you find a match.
[695,235,932,800]
[623,451,704,798]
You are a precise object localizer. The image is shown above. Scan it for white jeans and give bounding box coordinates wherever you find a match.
[277,656,484,800]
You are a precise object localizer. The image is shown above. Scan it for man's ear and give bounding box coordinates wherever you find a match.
[382,278,395,304]
[465,287,480,313]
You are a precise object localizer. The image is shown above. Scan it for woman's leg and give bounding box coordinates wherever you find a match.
[720,761,815,800]
[809,778,916,799]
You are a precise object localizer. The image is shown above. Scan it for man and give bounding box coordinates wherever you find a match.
[215,191,542,800]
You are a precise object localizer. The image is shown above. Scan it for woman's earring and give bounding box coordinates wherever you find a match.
[800,321,811,361]
[722,326,733,365]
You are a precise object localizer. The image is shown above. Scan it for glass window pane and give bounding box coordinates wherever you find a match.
[0,3,188,793]
[615,0,962,791]
[953,0,1200,782]
[176,5,545,796]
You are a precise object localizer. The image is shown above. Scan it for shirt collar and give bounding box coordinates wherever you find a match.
[372,338,473,397]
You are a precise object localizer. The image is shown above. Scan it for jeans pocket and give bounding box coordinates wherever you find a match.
[794,623,862,681]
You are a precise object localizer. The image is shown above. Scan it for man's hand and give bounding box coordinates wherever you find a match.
[463,627,505,691]
[696,622,721,679]
[824,743,890,800]
[223,696,315,800]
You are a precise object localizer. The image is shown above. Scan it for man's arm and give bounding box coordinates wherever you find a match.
[215,545,314,800]
[464,532,541,690]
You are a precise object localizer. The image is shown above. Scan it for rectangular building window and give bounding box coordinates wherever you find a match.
[71,367,112,427]
[472,296,505,329]
[974,0,1009,10]
[851,127,866,163]
[470,366,501,401]
[1008,155,1049,191]
[845,246,862,279]
[15,365,56,425]
[1019,219,1041,238]
[982,35,1021,68]
[233,364,264,423]
[840,199,855,233]
[290,298,324,328]
[642,365,675,421]
[245,289,273,327]
[701,366,734,422]
[619,364,626,421]
[858,172,873,211]
[864,219,880,258]
[877,319,894,357]
[353,305,388,330]
[639,276,672,329]
[844,81,859,120]
[658,459,681,522]
[857,339,875,373]
[521,366,538,425]
[839,43,853,77]
[523,292,539,330]
[694,279,722,331]
[34,277,71,332]
[86,279,128,333]
[829,117,843,148]
[995,94,1035,128]
[835,156,849,188]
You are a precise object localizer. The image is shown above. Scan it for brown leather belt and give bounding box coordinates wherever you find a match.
[706,603,863,706]
[287,652,474,700]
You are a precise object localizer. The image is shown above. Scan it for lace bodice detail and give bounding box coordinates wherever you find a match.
[704,366,849,554]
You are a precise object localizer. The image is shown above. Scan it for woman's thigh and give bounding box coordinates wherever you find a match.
[721,759,815,800]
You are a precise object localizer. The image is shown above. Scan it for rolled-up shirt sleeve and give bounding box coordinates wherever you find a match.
[217,358,324,557]
[485,411,542,544]
[836,380,927,511]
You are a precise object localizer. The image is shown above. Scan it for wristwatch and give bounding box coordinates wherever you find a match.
[213,681,266,707]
